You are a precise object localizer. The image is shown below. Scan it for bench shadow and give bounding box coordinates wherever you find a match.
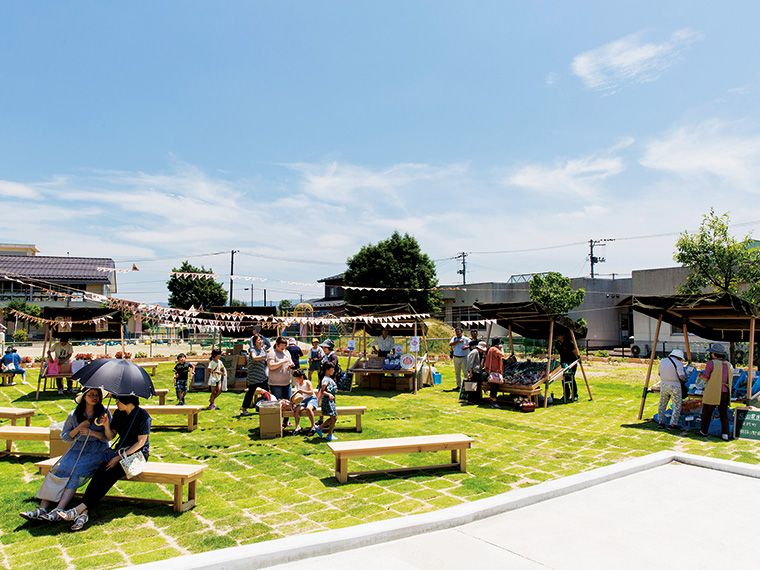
[620,420,709,441]
[317,465,461,487]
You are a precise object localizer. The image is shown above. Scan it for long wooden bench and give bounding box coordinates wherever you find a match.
[0,426,70,457]
[281,406,367,433]
[327,433,474,484]
[138,363,158,377]
[1,371,20,386]
[36,457,207,513]
[141,405,204,432]
[0,406,35,427]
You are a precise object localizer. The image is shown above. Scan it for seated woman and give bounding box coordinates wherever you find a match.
[292,370,319,435]
[58,395,151,531]
[20,388,111,521]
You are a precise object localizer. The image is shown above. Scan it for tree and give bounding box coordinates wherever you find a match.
[278,300,293,316]
[674,209,760,303]
[344,232,442,313]
[529,272,585,316]
[167,261,228,310]
[2,300,41,335]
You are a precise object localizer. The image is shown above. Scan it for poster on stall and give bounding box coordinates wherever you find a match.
[409,336,420,352]
[393,344,403,357]
[347,339,356,352]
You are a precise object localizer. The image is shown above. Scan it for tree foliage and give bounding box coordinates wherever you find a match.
[674,209,760,303]
[343,231,442,313]
[167,261,228,310]
[278,300,293,315]
[529,272,585,315]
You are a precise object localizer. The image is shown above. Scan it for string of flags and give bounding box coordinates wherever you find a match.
[97,265,140,273]
[169,272,219,280]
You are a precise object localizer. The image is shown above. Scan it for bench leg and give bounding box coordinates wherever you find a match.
[159,394,166,405]
[451,449,457,465]
[335,456,348,484]
[174,484,183,513]
[459,448,467,473]
[26,417,31,427]
[191,412,198,431]
[356,414,362,433]
[187,414,194,432]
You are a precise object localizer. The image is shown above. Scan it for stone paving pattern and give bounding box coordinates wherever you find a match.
[2,360,759,569]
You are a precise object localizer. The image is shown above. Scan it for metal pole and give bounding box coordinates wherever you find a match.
[229,249,239,305]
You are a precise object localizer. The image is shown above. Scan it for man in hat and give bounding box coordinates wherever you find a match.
[462,340,487,404]
[657,348,687,430]
[698,344,733,440]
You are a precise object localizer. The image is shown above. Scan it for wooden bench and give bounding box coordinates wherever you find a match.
[0,406,35,427]
[35,373,75,400]
[1,371,20,386]
[328,433,474,484]
[154,388,169,405]
[281,406,367,433]
[36,457,207,513]
[141,405,204,432]
[139,363,158,376]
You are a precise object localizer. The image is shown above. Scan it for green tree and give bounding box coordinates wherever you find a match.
[167,261,228,310]
[344,231,442,313]
[529,272,585,316]
[3,300,41,335]
[278,300,293,316]
[674,209,760,303]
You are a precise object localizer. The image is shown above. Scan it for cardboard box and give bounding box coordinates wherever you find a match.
[259,404,282,439]
[381,377,396,390]
[237,355,247,366]
[233,344,244,355]
[369,374,382,389]
[396,377,413,392]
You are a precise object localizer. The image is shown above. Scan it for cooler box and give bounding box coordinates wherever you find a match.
[433,372,442,385]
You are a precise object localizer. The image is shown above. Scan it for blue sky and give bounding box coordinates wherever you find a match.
[2,1,760,305]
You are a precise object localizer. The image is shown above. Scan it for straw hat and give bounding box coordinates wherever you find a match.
[669,349,685,360]
[75,387,107,404]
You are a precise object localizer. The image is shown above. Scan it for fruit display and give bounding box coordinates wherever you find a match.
[501,360,557,387]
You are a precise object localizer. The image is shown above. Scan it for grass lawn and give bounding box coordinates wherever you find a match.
[3,360,758,569]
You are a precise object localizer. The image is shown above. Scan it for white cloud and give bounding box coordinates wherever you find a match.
[505,138,633,198]
[544,72,560,86]
[572,28,703,93]
[0,180,41,199]
[640,119,760,190]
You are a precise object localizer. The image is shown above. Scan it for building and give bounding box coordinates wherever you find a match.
[307,273,346,315]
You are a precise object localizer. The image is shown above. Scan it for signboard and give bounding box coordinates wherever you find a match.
[734,407,760,440]
[347,339,356,352]
[393,344,403,357]
[409,336,420,352]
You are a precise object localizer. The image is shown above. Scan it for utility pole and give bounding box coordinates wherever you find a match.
[229,249,239,305]
[589,239,614,278]
[455,252,468,285]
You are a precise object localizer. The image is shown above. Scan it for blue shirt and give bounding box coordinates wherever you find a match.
[1,353,22,371]
[450,335,470,358]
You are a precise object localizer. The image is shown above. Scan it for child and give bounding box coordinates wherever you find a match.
[173,353,194,406]
[292,370,318,435]
[316,363,338,441]
[307,338,324,383]
[206,349,226,410]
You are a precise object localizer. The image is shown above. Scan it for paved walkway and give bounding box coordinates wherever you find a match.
[129,451,760,570]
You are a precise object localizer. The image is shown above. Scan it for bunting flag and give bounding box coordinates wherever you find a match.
[97,267,134,273]
[9,309,117,329]
[460,319,497,327]
[169,272,219,280]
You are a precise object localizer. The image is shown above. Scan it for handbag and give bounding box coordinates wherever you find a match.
[489,372,504,384]
[464,381,478,392]
[46,359,61,376]
[119,448,147,479]
[37,431,91,502]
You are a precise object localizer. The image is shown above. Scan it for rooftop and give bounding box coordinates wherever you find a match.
[0,255,115,284]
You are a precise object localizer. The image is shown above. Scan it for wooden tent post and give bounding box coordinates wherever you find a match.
[345,322,357,373]
[508,325,514,355]
[544,321,554,409]
[413,321,418,395]
[747,317,756,404]
[682,324,692,362]
[35,324,51,401]
[120,321,125,356]
[637,314,663,420]
[570,330,593,401]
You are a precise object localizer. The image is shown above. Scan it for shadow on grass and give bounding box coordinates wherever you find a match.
[620,420,715,442]
[318,464,465,487]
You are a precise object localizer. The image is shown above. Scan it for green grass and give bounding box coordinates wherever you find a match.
[3,360,760,569]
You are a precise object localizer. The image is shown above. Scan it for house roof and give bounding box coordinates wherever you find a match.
[318,272,345,283]
[473,301,588,340]
[0,255,115,284]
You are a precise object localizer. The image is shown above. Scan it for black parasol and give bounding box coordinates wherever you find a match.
[72,359,156,399]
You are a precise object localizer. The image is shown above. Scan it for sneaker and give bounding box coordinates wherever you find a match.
[315,425,323,437]
[698,431,709,437]
[722,434,730,441]
[58,390,64,396]
[284,421,293,427]
[240,410,252,417]
[293,427,302,435]
[20,507,48,521]
[326,434,338,442]
[71,512,88,531]
[490,402,501,409]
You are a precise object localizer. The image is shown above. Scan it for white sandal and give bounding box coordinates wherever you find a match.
[71,512,88,531]
[19,507,48,521]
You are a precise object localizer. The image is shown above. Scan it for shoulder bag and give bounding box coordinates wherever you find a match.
[669,357,689,399]
[37,431,90,502]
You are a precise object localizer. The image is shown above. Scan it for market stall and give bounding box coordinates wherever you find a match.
[472,301,592,408]
[345,304,430,394]
[633,293,760,420]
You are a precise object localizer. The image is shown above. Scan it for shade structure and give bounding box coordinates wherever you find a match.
[72,359,156,398]
[472,301,588,340]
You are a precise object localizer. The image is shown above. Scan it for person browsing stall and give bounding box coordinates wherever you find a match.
[370,327,395,357]
[468,328,481,350]
[554,331,580,402]
[462,340,487,404]
[268,337,294,427]
[449,327,469,391]
[657,349,687,430]
[698,344,733,440]
[484,338,506,409]
[48,334,74,395]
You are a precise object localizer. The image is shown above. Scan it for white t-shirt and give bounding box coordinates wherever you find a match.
[267,349,293,386]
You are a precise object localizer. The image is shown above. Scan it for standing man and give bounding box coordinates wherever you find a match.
[448,327,469,392]
[370,327,395,358]
[48,334,74,395]
[462,340,487,404]
[468,328,481,350]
